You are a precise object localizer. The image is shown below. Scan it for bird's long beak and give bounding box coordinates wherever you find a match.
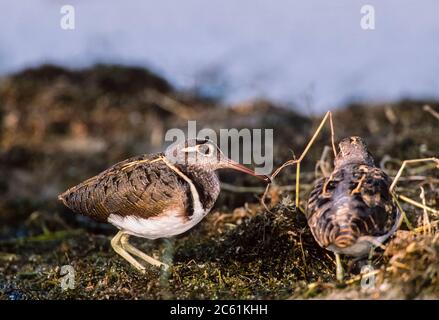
[223,158,271,183]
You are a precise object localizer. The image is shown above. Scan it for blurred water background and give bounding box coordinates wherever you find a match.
[0,0,438,112]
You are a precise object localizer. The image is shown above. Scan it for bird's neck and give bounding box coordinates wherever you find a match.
[177,164,221,212]
[334,156,375,169]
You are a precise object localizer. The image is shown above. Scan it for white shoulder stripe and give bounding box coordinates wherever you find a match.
[161,157,205,219]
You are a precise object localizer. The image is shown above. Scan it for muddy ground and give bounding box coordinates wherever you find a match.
[0,65,439,299]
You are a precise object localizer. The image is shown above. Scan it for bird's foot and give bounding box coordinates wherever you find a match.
[111,231,147,274]
[335,253,344,282]
[120,233,170,271]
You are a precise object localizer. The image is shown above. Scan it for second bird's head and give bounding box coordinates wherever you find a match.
[334,136,375,167]
[165,138,270,182]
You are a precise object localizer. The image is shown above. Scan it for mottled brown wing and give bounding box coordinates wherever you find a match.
[306,163,398,248]
[352,165,399,235]
[58,153,189,222]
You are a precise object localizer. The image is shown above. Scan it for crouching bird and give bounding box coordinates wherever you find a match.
[59,139,270,273]
[306,136,401,281]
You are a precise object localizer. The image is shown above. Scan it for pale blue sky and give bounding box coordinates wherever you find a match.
[1,0,438,112]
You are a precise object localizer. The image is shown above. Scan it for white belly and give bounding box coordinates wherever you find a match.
[327,237,375,257]
[107,157,212,240]
[327,208,402,257]
[327,223,399,257]
[108,210,207,239]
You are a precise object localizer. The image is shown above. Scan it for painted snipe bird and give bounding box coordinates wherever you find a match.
[306,136,401,281]
[59,139,270,272]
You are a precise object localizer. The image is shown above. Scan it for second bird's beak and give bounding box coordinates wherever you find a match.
[222,158,271,183]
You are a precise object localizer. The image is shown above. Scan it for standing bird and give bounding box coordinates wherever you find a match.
[59,139,270,273]
[306,136,400,281]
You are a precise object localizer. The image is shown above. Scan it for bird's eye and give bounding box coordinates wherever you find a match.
[197,144,212,156]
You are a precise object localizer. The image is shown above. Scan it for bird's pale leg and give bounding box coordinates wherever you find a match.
[335,252,344,282]
[368,246,376,262]
[120,234,169,270]
[111,231,146,273]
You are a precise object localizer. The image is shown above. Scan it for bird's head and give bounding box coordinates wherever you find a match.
[165,138,270,182]
[334,136,375,167]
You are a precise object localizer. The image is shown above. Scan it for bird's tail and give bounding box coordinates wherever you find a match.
[333,225,357,248]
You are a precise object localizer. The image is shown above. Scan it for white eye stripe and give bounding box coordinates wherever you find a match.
[181,146,198,152]
[197,144,213,155]
[181,143,216,156]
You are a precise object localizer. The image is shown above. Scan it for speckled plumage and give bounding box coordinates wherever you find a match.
[59,138,268,240]
[59,153,220,225]
[306,136,400,257]
[58,139,269,272]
